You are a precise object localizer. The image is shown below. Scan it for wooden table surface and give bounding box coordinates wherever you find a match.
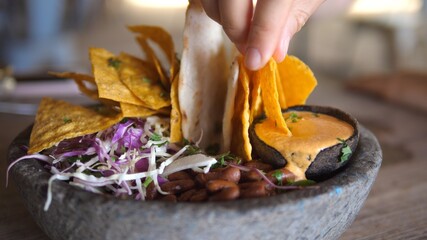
[1,77,426,239]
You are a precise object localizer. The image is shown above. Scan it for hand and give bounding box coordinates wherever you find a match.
[200,0,325,70]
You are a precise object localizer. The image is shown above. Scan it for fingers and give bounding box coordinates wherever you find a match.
[218,0,253,52]
[200,0,325,71]
[201,0,253,53]
[245,0,293,70]
[200,0,220,23]
[273,0,325,62]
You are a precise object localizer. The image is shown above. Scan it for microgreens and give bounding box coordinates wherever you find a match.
[337,138,352,162]
[286,112,301,123]
[107,57,122,69]
[143,177,153,188]
[63,117,72,124]
[271,170,284,185]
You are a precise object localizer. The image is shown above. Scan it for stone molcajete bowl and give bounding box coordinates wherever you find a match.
[7,106,382,240]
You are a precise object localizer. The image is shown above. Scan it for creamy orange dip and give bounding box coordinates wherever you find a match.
[254,111,354,180]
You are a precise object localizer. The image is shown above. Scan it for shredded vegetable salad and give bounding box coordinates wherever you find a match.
[8,116,217,211]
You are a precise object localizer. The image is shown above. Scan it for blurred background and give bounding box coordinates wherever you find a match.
[0,0,426,112]
[0,0,426,239]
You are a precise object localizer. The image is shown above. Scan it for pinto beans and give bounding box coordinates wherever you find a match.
[206,180,239,201]
[266,168,296,185]
[196,167,241,185]
[160,179,195,194]
[239,181,274,198]
[167,171,191,181]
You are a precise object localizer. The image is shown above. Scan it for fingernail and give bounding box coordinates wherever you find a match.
[245,48,262,70]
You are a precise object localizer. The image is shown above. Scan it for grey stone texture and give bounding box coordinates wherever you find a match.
[8,125,381,240]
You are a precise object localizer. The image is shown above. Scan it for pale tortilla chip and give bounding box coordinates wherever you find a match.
[221,59,239,152]
[179,0,229,149]
[28,97,122,154]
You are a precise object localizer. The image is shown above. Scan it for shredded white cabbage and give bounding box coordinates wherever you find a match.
[38,116,217,211]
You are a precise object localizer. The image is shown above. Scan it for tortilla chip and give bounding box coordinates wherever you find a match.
[49,71,117,106]
[89,48,145,106]
[178,0,229,149]
[28,97,122,154]
[129,25,179,82]
[120,102,158,118]
[230,60,252,160]
[121,75,170,110]
[256,59,291,136]
[129,25,177,89]
[275,69,287,109]
[277,55,317,107]
[117,52,157,81]
[169,74,182,143]
[221,59,239,152]
[248,66,262,124]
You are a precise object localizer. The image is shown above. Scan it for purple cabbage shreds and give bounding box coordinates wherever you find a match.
[8,116,218,211]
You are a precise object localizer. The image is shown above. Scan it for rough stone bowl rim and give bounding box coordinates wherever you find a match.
[8,111,379,214]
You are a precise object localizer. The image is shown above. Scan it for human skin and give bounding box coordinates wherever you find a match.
[200,0,325,70]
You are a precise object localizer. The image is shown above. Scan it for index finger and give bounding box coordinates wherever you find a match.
[244,0,293,70]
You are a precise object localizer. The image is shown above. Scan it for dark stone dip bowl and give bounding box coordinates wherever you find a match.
[250,105,360,182]
[7,119,382,240]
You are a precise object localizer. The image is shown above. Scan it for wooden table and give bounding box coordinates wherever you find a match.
[1,77,426,239]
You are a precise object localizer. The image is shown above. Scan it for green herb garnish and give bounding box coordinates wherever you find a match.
[142,77,152,84]
[286,112,301,123]
[143,177,153,188]
[184,145,201,156]
[63,117,72,124]
[312,112,319,117]
[212,152,238,169]
[271,170,284,186]
[107,57,121,69]
[337,138,352,162]
[150,133,162,141]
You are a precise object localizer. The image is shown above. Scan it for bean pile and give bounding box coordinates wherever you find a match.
[146,161,296,202]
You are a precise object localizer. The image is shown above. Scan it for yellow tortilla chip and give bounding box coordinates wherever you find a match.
[49,71,117,106]
[117,52,157,81]
[275,69,287,109]
[28,97,122,154]
[277,55,317,107]
[115,52,170,110]
[129,26,178,81]
[89,48,145,106]
[169,74,182,143]
[230,60,252,160]
[121,75,170,110]
[120,102,158,118]
[248,67,262,123]
[256,59,291,136]
[129,25,176,89]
